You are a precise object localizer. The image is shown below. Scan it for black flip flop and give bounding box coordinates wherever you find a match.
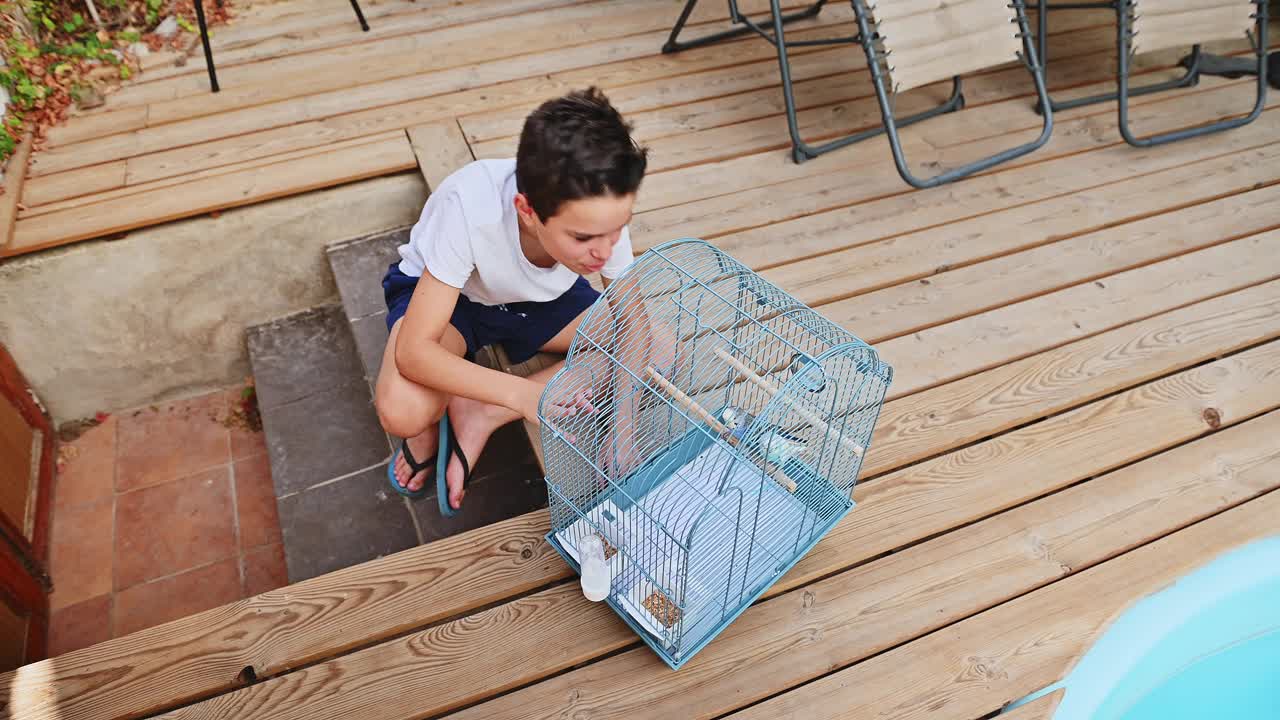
[387,438,436,499]
[437,413,473,518]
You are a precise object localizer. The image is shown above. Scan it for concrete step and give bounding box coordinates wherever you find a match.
[323,228,548,529]
[247,299,547,583]
[327,228,557,472]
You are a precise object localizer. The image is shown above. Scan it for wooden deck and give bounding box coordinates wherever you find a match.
[4,0,1280,717]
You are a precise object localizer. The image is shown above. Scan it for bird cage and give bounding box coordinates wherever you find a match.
[539,238,892,670]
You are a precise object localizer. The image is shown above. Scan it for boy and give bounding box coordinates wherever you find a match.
[376,87,648,513]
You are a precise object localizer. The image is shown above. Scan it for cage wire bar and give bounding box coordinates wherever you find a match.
[538,239,892,669]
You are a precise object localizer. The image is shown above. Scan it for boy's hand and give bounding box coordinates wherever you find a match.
[519,382,596,424]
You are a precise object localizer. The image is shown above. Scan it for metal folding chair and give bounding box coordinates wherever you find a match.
[1033,0,1204,113]
[663,0,965,163]
[850,0,1055,188]
[194,0,370,93]
[1116,0,1269,146]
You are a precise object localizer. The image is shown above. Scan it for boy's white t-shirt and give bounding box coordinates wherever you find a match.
[397,158,634,307]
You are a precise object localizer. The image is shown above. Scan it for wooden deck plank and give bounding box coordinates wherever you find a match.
[4,133,416,256]
[865,279,1280,476]
[44,105,149,148]
[12,14,1269,254]
[22,18,1162,194]
[406,120,474,193]
[19,160,128,210]
[37,0,801,161]
[632,80,1279,251]
[822,184,1280,344]
[371,345,1280,720]
[626,33,1263,214]
[620,33,1261,179]
[105,0,676,111]
[874,230,1280,399]
[129,0,596,93]
[12,40,1249,245]
[17,132,407,220]
[26,15,1191,216]
[652,84,1280,270]
[0,130,34,251]
[9,271,1274,719]
[725,474,1280,720]
[59,20,846,190]
[465,43,863,153]
[166,406,1280,719]
[0,512,566,720]
[760,143,1280,307]
[459,13,1143,148]
[137,0,629,125]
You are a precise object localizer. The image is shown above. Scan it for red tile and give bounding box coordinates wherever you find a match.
[112,559,241,637]
[225,387,267,461]
[116,392,230,493]
[55,416,117,509]
[48,594,112,656]
[114,467,237,591]
[49,497,114,611]
[242,543,288,597]
[234,454,281,550]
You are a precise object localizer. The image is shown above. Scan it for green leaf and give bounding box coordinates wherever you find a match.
[72,11,83,25]
[119,65,131,79]
[176,16,195,32]
[119,30,141,42]
[41,15,54,29]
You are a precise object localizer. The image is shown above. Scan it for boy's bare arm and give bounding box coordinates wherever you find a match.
[395,271,543,421]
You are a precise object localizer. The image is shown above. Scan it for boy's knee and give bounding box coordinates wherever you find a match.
[376,393,435,439]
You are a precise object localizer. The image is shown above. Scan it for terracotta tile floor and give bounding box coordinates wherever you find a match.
[46,385,287,657]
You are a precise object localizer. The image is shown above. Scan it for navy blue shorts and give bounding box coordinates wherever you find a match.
[382,262,600,364]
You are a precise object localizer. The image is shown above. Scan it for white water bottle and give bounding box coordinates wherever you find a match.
[580,535,611,602]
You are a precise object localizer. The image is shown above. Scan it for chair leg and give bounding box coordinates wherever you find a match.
[777,0,963,163]
[349,0,370,32]
[194,0,219,92]
[1032,0,1200,114]
[853,0,1054,188]
[1116,0,1268,146]
[662,0,827,53]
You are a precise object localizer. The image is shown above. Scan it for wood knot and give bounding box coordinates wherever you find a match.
[237,666,258,684]
[1202,407,1222,429]
[519,546,534,560]
[803,590,817,609]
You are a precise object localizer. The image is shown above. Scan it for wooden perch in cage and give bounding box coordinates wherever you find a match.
[713,348,865,458]
[644,367,798,493]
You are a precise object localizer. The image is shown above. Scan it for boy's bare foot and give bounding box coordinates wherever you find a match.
[443,395,519,510]
[394,426,439,492]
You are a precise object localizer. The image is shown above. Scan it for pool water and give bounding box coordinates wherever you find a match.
[1005,536,1280,720]
[1114,627,1279,718]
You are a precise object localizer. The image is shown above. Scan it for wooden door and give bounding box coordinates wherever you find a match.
[0,343,54,670]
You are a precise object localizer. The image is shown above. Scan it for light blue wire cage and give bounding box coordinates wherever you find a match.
[539,238,892,670]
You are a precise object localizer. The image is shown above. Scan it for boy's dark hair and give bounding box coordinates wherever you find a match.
[516,87,648,221]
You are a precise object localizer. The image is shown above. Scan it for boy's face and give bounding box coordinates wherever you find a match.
[515,193,636,276]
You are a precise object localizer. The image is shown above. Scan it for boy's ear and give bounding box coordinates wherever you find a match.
[513,193,537,222]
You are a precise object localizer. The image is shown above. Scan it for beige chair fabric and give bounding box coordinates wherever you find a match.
[1131,0,1257,56]
[873,0,1026,92]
